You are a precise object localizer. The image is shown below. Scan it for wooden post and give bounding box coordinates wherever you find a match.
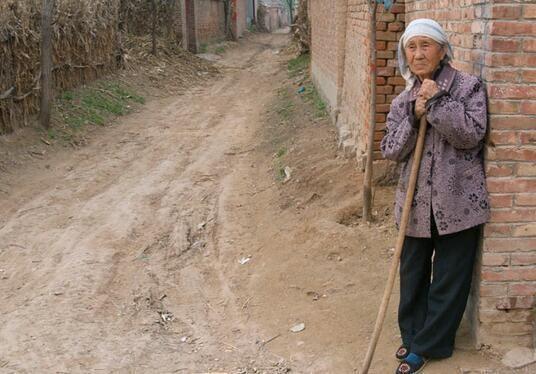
[363,0,378,222]
[39,0,55,129]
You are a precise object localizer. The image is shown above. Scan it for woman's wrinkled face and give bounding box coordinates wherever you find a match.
[404,36,446,80]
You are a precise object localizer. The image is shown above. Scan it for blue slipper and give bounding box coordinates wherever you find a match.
[395,353,428,374]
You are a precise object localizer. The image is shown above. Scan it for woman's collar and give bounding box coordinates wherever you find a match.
[408,64,457,102]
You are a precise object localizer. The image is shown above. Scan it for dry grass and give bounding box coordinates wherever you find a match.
[121,34,218,97]
[0,0,186,135]
[120,0,182,40]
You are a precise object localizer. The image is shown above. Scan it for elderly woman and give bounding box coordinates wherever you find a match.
[380,19,489,374]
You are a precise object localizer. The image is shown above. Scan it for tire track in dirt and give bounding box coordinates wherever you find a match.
[0,33,291,373]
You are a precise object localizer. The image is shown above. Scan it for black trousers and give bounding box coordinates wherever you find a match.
[398,217,480,358]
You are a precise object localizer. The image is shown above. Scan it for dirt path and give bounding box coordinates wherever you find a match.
[0,33,511,374]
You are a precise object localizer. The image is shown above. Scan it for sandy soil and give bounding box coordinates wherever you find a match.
[0,33,519,374]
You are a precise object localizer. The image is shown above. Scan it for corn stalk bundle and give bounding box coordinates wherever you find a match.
[0,0,121,134]
[119,0,182,41]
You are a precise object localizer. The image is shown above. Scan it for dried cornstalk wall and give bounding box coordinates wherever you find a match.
[0,0,122,134]
[0,0,187,135]
[119,0,182,41]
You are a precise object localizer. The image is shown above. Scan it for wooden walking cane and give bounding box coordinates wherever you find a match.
[360,114,428,374]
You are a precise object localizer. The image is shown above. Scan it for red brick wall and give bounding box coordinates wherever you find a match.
[196,0,226,44]
[336,0,370,157]
[373,1,406,160]
[182,0,225,52]
[310,1,405,160]
[405,0,485,75]
[479,2,536,349]
[309,0,347,111]
[233,0,248,38]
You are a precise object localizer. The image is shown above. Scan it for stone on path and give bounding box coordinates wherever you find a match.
[501,347,536,369]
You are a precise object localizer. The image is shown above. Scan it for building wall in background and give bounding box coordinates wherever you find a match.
[333,0,368,157]
[233,0,248,38]
[196,0,226,44]
[310,0,405,160]
[309,0,346,116]
[182,0,250,53]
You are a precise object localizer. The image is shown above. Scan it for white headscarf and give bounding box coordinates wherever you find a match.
[398,19,454,90]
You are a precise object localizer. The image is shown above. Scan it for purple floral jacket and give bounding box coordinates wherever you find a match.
[380,64,490,238]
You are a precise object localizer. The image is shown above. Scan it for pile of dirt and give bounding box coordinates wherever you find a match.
[258,51,395,230]
[121,34,220,97]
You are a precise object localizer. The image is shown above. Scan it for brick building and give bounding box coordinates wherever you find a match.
[309,0,535,351]
[182,0,249,53]
[258,0,291,32]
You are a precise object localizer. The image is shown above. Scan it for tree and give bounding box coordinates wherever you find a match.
[39,0,55,129]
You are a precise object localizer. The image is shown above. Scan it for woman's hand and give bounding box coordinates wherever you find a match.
[415,97,426,119]
[415,79,440,120]
[419,79,440,100]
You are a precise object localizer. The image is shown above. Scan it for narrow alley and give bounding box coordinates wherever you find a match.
[0,33,511,374]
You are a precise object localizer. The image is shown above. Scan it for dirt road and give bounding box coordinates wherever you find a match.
[0,33,509,373]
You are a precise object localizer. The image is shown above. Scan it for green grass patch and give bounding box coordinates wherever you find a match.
[275,146,287,158]
[268,88,297,182]
[288,54,310,77]
[215,45,226,54]
[275,166,286,182]
[273,147,288,182]
[302,83,327,118]
[199,43,208,53]
[47,128,58,139]
[53,80,145,141]
[61,91,75,101]
[287,53,327,119]
[248,24,258,33]
[275,88,295,121]
[103,82,145,104]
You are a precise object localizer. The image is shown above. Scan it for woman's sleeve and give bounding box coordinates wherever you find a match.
[380,97,418,162]
[426,76,487,149]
